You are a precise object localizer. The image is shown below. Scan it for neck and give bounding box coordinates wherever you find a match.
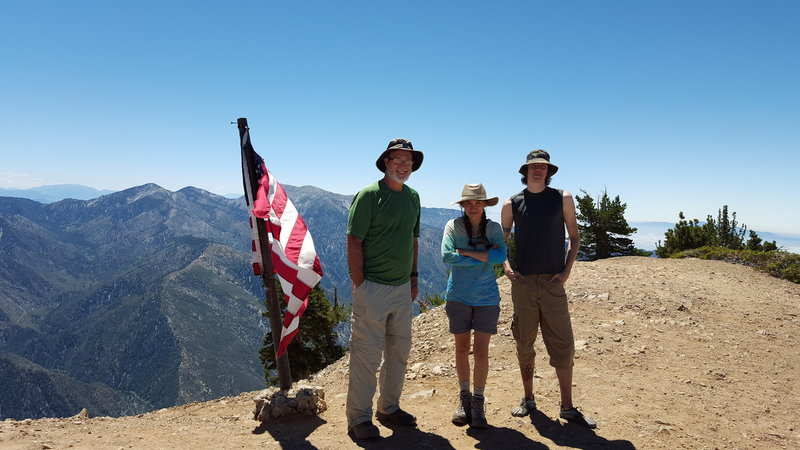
[526,181,546,194]
[468,216,482,228]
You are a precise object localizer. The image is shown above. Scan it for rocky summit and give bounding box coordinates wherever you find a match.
[1,256,798,449]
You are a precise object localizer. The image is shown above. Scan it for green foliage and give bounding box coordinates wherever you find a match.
[656,206,776,258]
[259,283,348,386]
[669,246,799,284]
[418,292,446,313]
[575,189,639,260]
[746,230,778,252]
[655,212,712,258]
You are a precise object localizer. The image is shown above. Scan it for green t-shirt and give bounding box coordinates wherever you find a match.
[347,180,421,286]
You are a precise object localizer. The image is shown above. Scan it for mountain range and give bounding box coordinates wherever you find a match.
[0,183,458,420]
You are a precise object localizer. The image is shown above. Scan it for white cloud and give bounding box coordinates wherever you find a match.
[0,172,47,189]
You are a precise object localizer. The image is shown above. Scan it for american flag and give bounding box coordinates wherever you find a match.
[240,128,323,357]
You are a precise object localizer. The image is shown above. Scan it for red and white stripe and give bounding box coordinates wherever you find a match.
[252,163,323,357]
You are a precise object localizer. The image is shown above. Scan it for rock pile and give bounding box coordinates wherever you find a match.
[252,386,327,422]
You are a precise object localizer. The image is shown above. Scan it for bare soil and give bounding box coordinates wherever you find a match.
[2,257,798,449]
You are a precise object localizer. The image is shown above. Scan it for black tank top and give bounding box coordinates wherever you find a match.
[511,187,565,275]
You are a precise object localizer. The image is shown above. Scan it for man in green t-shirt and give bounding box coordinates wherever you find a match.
[345,138,422,440]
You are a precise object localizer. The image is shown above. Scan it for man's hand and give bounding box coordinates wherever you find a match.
[351,274,365,289]
[549,270,570,284]
[410,276,418,301]
[504,266,519,281]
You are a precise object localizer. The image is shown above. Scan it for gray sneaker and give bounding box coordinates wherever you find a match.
[470,395,488,429]
[560,407,597,429]
[511,396,537,417]
[451,391,472,426]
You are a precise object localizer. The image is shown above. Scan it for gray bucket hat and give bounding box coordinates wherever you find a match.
[376,138,424,172]
[518,149,558,175]
[451,183,499,206]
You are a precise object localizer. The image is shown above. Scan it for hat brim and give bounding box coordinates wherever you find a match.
[376,149,424,172]
[451,197,499,207]
[519,159,558,176]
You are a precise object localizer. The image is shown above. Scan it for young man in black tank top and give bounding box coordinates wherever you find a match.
[500,149,596,428]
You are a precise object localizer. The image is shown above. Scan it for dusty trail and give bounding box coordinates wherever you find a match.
[2,257,798,449]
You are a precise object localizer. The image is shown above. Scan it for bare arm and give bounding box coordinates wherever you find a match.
[457,248,490,263]
[500,198,518,280]
[347,234,365,288]
[551,191,580,284]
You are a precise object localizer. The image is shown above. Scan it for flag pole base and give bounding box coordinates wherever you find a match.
[253,385,327,422]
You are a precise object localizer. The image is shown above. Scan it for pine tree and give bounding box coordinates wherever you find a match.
[716,205,746,249]
[259,283,347,386]
[656,205,764,257]
[575,189,639,260]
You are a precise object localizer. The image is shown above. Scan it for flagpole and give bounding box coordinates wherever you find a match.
[237,117,292,391]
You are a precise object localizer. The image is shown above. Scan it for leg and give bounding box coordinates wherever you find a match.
[469,331,492,428]
[538,278,576,410]
[510,275,540,399]
[377,283,412,415]
[556,366,574,410]
[472,331,492,391]
[346,281,389,426]
[451,332,473,426]
[453,332,472,387]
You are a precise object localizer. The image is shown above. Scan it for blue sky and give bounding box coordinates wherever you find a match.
[1,1,798,235]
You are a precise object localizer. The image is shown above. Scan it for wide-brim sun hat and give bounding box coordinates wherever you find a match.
[451,183,499,207]
[376,138,424,172]
[518,149,558,175]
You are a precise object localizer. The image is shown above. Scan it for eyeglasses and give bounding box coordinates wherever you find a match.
[388,157,414,166]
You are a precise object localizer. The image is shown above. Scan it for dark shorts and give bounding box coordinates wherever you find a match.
[445,301,500,335]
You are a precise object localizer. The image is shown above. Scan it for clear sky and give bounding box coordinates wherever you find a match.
[1,1,798,234]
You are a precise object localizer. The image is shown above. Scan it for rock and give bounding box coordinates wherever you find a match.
[409,389,436,400]
[253,386,327,422]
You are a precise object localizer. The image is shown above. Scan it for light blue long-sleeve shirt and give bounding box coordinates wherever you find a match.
[441,217,507,306]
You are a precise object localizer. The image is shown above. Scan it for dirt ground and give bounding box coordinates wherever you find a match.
[2,257,798,449]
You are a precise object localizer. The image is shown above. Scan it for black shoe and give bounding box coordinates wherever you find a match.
[348,421,380,439]
[470,395,488,429]
[451,391,472,426]
[376,407,416,426]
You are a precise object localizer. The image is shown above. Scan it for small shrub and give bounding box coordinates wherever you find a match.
[419,293,446,313]
[670,246,799,284]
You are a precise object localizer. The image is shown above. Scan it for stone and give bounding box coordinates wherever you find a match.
[253,386,327,422]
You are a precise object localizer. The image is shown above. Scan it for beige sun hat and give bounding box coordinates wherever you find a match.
[451,183,499,206]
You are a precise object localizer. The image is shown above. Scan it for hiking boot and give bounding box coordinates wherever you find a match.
[451,391,472,426]
[470,395,488,429]
[376,407,417,426]
[511,396,537,417]
[560,407,597,429]
[348,421,380,439]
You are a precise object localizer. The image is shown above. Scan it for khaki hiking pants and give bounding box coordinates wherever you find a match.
[346,279,412,426]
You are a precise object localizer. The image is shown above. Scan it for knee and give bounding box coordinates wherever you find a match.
[472,346,489,362]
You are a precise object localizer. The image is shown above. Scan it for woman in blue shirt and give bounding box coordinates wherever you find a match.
[441,184,507,429]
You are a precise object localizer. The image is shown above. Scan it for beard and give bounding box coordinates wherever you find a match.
[385,170,410,184]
